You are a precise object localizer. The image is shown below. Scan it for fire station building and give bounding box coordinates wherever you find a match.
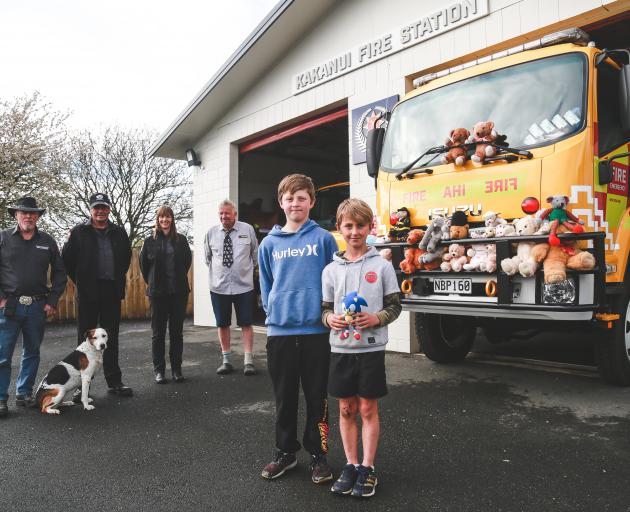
[151,0,630,352]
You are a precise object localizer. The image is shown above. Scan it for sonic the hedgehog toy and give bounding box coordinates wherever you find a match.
[340,291,368,341]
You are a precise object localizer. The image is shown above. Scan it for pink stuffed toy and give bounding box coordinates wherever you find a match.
[467,121,498,163]
[441,243,468,272]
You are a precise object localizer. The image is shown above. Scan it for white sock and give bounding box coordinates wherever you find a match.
[222,351,231,364]
[244,352,253,365]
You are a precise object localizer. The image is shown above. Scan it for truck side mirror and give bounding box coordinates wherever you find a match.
[599,160,612,185]
[366,127,385,178]
[619,58,630,133]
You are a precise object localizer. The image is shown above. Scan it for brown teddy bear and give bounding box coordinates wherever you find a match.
[467,121,498,163]
[399,229,424,274]
[441,128,470,166]
[530,225,595,283]
[449,211,469,239]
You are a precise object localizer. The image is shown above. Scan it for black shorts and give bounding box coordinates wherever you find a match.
[210,290,254,327]
[328,351,387,399]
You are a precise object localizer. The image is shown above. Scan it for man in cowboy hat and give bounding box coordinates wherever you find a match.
[62,193,133,397]
[0,197,67,418]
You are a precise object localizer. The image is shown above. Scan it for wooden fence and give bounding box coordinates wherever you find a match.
[51,248,194,323]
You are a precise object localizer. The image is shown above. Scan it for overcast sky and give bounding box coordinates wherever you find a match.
[0,0,278,133]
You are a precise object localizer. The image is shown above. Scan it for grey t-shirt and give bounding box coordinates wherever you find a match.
[322,246,400,353]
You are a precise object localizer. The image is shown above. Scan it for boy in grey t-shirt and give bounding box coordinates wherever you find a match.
[321,198,401,498]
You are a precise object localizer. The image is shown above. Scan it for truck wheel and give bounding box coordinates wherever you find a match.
[597,291,630,386]
[415,313,475,362]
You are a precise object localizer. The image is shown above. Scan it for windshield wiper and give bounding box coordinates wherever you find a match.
[396,145,447,179]
[395,140,533,179]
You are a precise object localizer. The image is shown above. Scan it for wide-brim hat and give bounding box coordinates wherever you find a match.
[7,196,46,218]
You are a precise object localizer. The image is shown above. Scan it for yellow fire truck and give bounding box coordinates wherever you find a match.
[366,29,630,385]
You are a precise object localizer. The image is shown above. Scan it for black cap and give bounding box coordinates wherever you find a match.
[89,193,111,208]
[7,196,46,218]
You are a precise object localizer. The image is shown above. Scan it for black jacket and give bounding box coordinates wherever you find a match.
[140,232,192,298]
[62,220,132,301]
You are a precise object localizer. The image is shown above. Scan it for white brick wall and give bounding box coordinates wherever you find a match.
[191,0,615,349]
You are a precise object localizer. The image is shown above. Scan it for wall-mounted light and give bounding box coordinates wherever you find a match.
[186,148,201,167]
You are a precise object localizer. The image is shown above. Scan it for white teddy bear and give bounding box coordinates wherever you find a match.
[483,243,497,272]
[500,216,539,277]
[495,223,516,237]
[463,243,489,271]
[483,211,506,238]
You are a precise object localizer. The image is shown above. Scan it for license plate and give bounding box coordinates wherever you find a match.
[433,278,472,294]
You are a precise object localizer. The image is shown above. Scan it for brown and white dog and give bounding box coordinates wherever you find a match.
[35,328,108,415]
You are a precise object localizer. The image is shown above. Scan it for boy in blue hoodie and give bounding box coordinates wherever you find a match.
[258,174,338,483]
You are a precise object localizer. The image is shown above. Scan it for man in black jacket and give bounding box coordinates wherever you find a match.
[62,193,133,396]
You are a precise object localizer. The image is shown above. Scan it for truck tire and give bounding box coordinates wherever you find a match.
[597,290,630,386]
[415,313,475,362]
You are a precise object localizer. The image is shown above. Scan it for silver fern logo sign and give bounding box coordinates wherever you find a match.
[351,95,398,165]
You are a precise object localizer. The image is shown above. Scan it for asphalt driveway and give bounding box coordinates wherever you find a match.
[2,320,629,512]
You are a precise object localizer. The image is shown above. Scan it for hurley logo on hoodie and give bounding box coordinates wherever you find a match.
[272,244,318,261]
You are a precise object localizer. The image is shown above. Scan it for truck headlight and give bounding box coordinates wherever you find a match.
[542,278,576,304]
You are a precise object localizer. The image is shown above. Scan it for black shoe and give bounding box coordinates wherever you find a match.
[216,362,233,375]
[243,363,257,376]
[0,400,7,418]
[311,454,333,484]
[155,372,168,384]
[107,384,133,397]
[331,464,358,495]
[261,450,297,480]
[15,394,36,407]
[172,370,185,383]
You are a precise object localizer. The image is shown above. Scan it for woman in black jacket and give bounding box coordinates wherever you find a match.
[140,206,192,384]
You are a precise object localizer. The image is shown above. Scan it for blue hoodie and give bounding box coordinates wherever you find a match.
[258,219,337,336]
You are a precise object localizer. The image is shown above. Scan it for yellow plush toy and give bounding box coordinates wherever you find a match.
[530,226,595,283]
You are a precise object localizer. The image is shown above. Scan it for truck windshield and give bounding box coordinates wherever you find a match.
[380,52,587,172]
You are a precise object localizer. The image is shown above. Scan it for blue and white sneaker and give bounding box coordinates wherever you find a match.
[331,463,358,495]
[351,465,378,498]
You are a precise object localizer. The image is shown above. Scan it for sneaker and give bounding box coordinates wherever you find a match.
[0,400,7,418]
[15,394,36,407]
[243,363,257,376]
[216,362,233,375]
[351,465,378,498]
[331,463,358,495]
[261,451,297,480]
[311,454,333,484]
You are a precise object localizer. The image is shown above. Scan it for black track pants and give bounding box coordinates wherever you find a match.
[266,333,331,455]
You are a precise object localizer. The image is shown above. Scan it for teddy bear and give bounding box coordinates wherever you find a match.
[467,121,498,163]
[500,216,539,278]
[463,243,490,271]
[483,211,506,237]
[538,195,584,246]
[484,243,497,272]
[449,211,469,240]
[399,229,424,274]
[441,216,452,241]
[495,223,516,237]
[419,216,446,267]
[441,128,471,166]
[529,225,595,284]
[441,243,468,272]
[388,207,412,242]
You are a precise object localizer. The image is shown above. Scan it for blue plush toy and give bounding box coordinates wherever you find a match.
[340,291,368,341]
